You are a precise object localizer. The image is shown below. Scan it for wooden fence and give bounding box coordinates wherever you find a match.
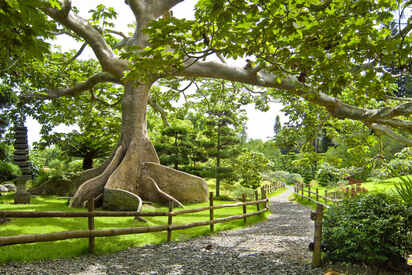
[294,183,367,208]
[262,181,286,195]
[0,190,269,253]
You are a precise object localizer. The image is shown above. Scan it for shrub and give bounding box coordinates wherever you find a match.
[394,176,412,207]
[285,173,304,185]
[315,163,342,186]
[32,159,82,187]
[271,170,290,182]
[323,193,412,268]
[0,161,21,182]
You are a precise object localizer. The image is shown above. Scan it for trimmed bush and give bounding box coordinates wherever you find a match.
[323,193,412,269]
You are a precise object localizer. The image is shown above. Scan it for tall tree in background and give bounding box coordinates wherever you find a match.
[194,81,246,197]
[3,0,411,209]
[273,115,281,136]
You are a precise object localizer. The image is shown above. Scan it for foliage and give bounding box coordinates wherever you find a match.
[235,151,269,189]
[394,176,412,207]
[39,107,120,170]
[315,163,347,187]
[323,193,412,268]
[0,161,21,182]
[285,173,304,185]
[32,159,83,187]
[0,0,56,71]
[270,170,291,183]
[383,147,412,178]
[192,80,247,196]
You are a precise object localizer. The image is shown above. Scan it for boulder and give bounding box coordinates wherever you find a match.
[141,162,209,203]
[3,183,16,192]
[103,188,141,211]
[0,185,8,193]
[29,179,77,196]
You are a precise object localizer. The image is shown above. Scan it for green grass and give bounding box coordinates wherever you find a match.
[0,187,275,264]
[292,175,412,209]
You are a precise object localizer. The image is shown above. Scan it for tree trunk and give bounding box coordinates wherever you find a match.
[82,155,93,170]
[216,125,221,198]
[70,83,209,209]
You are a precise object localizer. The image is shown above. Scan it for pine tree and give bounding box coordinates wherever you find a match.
[273,115,282,136]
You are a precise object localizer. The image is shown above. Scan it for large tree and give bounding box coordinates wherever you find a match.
[12,0,412,208]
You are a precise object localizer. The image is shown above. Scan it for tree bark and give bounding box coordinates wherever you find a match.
[71,83,209,208]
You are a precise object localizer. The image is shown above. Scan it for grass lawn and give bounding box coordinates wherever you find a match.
[0,180,285,264]
[292,175,411,209]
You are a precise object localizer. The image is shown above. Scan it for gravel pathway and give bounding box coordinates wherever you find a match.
[0,187,323,275]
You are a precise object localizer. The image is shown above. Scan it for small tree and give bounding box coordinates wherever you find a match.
[236,151,269,189]
[273,115,281,136]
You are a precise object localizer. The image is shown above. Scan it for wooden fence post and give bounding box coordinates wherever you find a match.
[255,190,260,211]
[167,200,174,242]
[308,184,311,199]
[242,194,247,224]
[209,192,214,233]
[316,188,319,202]
[301,184,304,199]
[312,204,324,267]
[88,199,95,254]
[325,190,328,204]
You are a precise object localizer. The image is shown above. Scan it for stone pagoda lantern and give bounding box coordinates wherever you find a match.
[13,124,32,204]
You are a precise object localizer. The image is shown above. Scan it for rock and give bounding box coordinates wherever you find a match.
[141,162,208,203]
[3,183,16,191]
[29,179,77,196]
[103,188,141,211]
[0,185,8,192]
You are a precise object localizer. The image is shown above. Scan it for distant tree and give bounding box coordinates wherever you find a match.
[194,80,247,197]
[273,115,281,136]
[235,151,269,189]
[155,121,192,170]
[38,107,120,170]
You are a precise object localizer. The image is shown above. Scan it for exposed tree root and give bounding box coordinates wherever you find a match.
[145,176,184,208]
[70,146,123,208]
[133,194,148,222]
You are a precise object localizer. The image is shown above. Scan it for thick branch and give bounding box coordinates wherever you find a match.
[43,72,120,99]
[43,1,127,77]
[179,60,412,141]
[148,96,170,127]
[370,124,412,146]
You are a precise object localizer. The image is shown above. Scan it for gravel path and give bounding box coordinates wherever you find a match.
[0,186,323,275]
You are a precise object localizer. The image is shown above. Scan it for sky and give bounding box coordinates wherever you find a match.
[26,0,287,145]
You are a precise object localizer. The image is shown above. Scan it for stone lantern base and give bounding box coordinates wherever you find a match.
[14,176,31,204]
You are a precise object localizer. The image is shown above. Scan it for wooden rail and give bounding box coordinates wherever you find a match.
[293,183,367,208]
[0,189,270,253]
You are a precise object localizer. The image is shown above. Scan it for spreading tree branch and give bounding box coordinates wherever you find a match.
[148,96,170,127]
[43,1,127,77]
[178,60,412,143]
[62,42,88,65]
[42,72,120,99]
[370,123,412,146]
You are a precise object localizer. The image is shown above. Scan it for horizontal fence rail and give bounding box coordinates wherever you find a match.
[0,187,273,252]
[293,183,367,208]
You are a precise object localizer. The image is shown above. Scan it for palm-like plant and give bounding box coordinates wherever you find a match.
[394,176,412,207]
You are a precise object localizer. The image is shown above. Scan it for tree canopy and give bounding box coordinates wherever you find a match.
[2,0,411,208]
